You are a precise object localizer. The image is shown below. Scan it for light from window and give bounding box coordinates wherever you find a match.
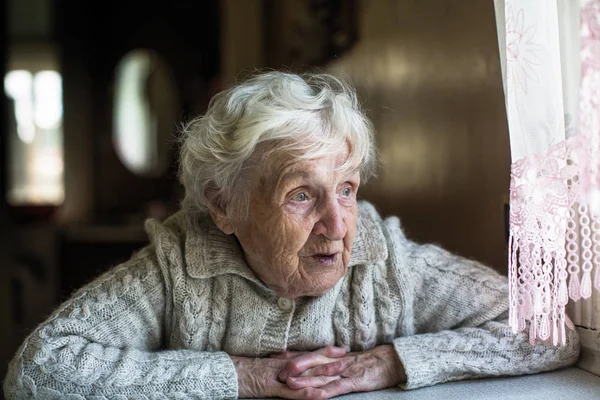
[34,71,63,130]
[5,70,35,144]
[4,69,64,205]
[114,50,154,175]
[113,49,178,177]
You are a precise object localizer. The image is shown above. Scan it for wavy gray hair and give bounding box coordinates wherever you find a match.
[179,71,377,225]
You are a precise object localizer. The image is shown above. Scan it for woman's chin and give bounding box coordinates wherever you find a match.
[271,263,347,299]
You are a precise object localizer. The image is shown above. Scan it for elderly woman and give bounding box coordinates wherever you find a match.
[5,72,579,399]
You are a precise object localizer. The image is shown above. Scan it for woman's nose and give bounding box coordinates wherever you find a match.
[312,199,347,240]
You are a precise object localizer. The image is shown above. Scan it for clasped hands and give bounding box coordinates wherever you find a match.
[231,344,406,399]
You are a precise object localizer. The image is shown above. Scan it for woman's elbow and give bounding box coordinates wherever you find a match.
[4,338,65,400]
[539,327,581,371]
[560,326,581,367]
[4,355,36,400]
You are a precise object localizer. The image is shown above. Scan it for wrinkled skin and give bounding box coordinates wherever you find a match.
[212,148,359,298]
[232,345,406,399]
[210,149,406,398]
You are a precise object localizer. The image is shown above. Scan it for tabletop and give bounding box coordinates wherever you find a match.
[259,367,600,400]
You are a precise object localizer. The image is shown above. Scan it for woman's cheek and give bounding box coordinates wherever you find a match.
[282,203,317,232]
[284,200,314,215]
[338,192,357,207]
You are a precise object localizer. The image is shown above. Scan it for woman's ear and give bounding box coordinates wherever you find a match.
[205,184,235,235]
[209,207,235,235]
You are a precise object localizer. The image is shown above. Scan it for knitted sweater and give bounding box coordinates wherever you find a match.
[4,201,580,399]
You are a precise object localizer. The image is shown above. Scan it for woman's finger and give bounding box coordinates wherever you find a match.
[278,346,347,381]
[286,375,340,389]
[316,378,356,399]
[275,383,326,400]
[270,346,345,360]
[279,353,333,381]
[300,360,346,377]
[314,345,347,358]
[270,351,303,359]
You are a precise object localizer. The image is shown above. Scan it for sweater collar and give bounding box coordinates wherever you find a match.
[183,201,388,281]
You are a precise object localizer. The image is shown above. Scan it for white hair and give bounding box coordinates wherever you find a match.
[179,71,377,225]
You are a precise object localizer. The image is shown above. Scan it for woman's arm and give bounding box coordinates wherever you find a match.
[3,246,237,399]
[382,217,580,390]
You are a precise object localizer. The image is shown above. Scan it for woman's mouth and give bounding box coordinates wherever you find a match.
[312,253,338,265]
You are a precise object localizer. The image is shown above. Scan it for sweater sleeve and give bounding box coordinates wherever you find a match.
[381,217,581,390]
[3,245,238,400]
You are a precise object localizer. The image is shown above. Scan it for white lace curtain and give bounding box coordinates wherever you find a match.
[495,0,600,345]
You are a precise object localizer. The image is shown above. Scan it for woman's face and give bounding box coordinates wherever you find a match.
[229,149,360,298]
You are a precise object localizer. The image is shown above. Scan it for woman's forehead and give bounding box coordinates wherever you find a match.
[252,138,360,186]
[273,152,360,186]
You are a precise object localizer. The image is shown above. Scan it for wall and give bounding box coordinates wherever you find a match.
[328,0,510,271]
[221,0,264,86]
[1,0,9,384]
[2,0,58,383]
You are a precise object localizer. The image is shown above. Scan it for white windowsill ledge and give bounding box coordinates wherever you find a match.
[258,368,600,399]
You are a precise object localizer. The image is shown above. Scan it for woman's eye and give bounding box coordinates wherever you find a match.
[341,187,352,197]
[292,192,308,202]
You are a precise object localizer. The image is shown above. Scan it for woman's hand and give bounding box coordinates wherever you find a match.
[275,345,406,398]
[231,346,347,399]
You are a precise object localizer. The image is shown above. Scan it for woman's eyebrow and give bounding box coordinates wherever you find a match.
[280,170,312,182]
[277,167,359,188]
[272,170,312,193]
[338,166,361,182]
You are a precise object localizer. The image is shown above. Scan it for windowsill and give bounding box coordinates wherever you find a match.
[266,368,600,399]
[577,326,600,376]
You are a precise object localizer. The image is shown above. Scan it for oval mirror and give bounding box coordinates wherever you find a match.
[113,49,179,177]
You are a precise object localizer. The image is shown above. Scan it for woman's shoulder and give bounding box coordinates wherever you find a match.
[144,210,189,244]
[142,210,198,279]
[143,210,216,254]
[143,210,259,285]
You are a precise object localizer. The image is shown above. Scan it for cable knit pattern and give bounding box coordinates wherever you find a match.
[372,259,396,344]
[352,267,377,351]
[207,277,230,352]
[4,201,580,399]
[332,275,352,350]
